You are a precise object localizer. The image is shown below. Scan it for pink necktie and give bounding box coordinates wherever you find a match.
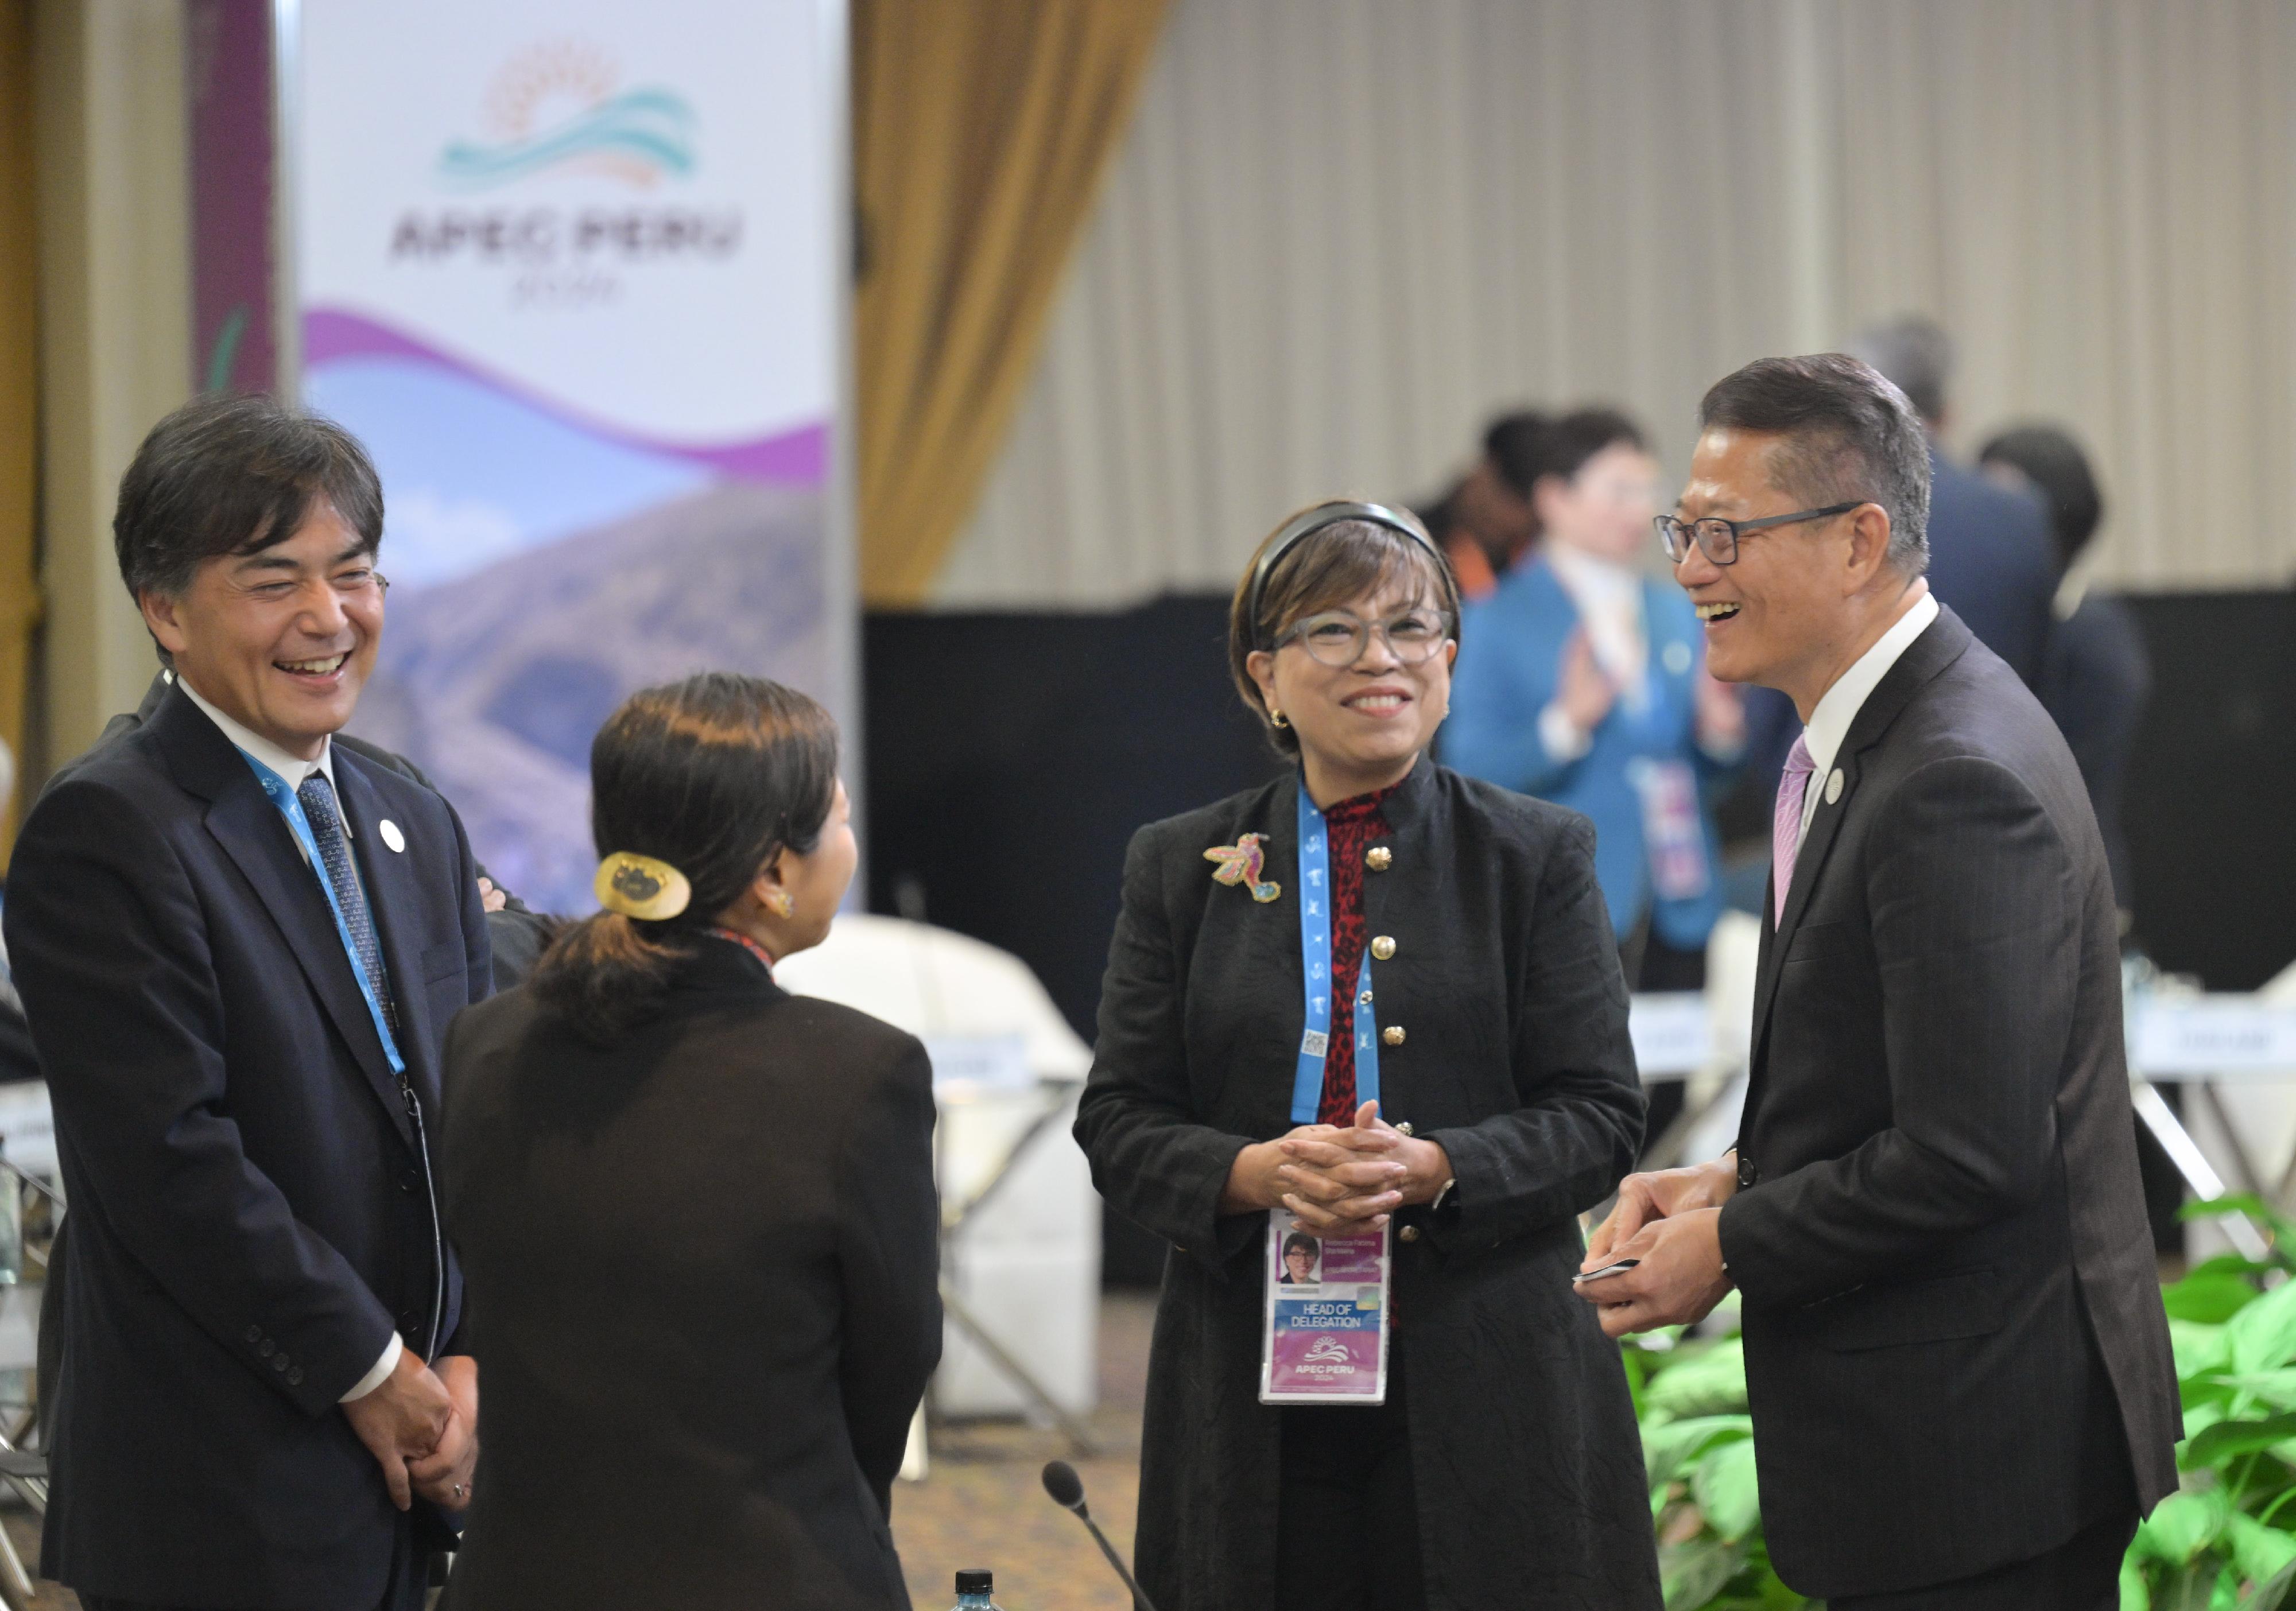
[1772,736,1816,927]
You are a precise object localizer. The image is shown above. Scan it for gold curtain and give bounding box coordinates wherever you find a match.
[0,0,37,867]
[852,0,1169,607]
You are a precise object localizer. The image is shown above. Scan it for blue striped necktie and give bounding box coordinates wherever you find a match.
[296,772,398,1034]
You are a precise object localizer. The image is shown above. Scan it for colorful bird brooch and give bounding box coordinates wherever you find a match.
[1204,833,1282,903]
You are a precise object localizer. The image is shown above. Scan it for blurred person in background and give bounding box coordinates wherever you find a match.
[1444,409,1743,992]
[1076,501,1657,1611]
[1980,425,2151,923]
[1847,315,2058,685]
[439,673,938,1610]
[1426,410,1545,601]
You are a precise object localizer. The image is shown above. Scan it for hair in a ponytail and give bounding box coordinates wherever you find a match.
[530,673,840,1043]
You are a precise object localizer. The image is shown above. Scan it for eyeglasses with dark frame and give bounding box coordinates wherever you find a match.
[1654,501,1865,566]
[1272,607,1453,668]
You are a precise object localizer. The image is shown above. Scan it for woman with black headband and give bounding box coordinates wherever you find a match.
[1075,503,1659,1611]
[436,673,938,1610]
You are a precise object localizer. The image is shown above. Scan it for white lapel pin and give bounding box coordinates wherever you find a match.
[1825,770,1844,805]
[379,820,406,853]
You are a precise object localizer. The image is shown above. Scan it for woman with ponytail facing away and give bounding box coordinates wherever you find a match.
[437,673,938,1610]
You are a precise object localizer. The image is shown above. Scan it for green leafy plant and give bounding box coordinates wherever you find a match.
[1630,1315,1809,1610]
[1631,1195,2296,1611]
[2122,1197,2296,1609]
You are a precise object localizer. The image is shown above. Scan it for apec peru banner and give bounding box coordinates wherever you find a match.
[291,0,847,915]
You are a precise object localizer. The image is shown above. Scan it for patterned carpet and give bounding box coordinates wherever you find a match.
[895,1292,1153,1610]
[3,1292,1160,1611]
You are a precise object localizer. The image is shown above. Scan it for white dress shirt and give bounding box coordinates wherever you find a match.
[174,677,403,1401]
[1791,591,1940,849]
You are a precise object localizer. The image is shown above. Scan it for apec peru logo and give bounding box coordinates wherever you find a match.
[437,41,695,192]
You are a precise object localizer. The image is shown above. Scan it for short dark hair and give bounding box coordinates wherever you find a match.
[1697,354,1932,577]
[1483,408,1647,539]
[1482,411,1548,499]
[1978,424,2103,570]
[530,673,841,1042]
[1847,315,1953,425]
[114,393,386,661]
[1283,1233,1318,1262]
[1227,508,1461,756]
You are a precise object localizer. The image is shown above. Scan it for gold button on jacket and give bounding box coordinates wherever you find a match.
[1366,846,1393,871]
[1370,935,1397,961]
[1382,1025,1406,1047]
[1399,1225,1421,1243]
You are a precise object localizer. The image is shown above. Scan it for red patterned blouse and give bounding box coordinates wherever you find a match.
[1314,784,1398,1126]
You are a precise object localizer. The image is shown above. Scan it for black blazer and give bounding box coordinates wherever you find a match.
[1075,758,1659,1611]
[2,682,490,1606]
[437,941,941,1610]
[1717,608,2181,1599]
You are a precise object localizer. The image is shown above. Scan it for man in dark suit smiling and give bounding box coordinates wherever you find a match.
[1578,355,2178,1609]
[4,394,490,1610]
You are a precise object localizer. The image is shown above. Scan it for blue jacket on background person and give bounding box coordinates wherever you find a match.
[1445,555,1733,953]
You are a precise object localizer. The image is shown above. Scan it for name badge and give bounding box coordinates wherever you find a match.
[1628,756,1712,903]
[1259,1208,1391,1406]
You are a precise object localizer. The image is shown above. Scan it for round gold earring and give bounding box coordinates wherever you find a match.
[771,891,795,919]
[1270,708,1290,729]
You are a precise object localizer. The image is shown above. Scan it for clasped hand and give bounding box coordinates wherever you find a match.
[342,1348,479,1512]
[1575,1156,1739,1338]
[1221,1101,1450,1236]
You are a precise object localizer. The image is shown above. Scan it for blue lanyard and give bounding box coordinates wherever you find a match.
[1290,784,1379,1125]
[237,752,406,1077]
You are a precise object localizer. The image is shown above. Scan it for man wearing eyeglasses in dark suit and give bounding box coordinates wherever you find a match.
[5,394,488,1611]
[1576,354,2178,1610]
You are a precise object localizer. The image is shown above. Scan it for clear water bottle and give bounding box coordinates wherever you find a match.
[952,1568,1001,1609]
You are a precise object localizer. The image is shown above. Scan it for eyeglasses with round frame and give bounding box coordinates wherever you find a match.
[1273,606,1453,668]
[1654,501,1865,566]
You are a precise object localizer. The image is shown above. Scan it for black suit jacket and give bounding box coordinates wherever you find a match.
[1716,607,2180,1598]
[107,673,560,987]
[3,683,491,1606]
[1074,758,1659,1611]
[437,941,940,1610]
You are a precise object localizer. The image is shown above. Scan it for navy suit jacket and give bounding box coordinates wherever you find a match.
[1922,447,2057,688]
[3,684,490,1607]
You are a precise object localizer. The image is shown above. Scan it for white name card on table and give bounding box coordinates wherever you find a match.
[1630,993,1713,1079]
[922,1035,1034,1098]
[2128,998,2296,1081]
[0,1084,55,1180]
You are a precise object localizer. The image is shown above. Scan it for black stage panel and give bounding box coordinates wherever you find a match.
[2123,591,2296,991]
[863,596,1281,1286]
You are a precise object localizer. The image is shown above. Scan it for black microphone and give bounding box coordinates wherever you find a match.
[1041,1460,1159,1611]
